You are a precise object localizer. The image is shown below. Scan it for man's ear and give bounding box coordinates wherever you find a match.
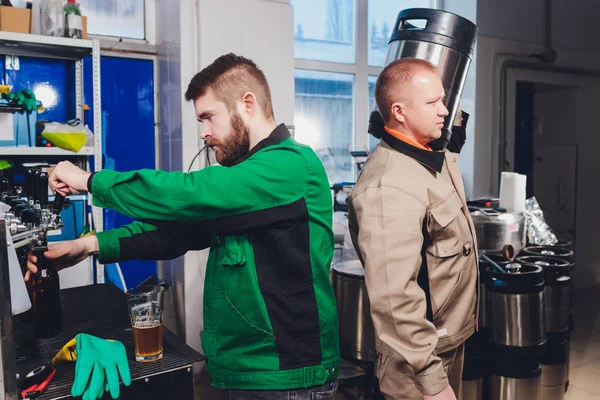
[241,92,257,116]
[390,102,406,124]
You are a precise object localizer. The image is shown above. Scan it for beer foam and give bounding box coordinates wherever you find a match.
[131,316,161,329]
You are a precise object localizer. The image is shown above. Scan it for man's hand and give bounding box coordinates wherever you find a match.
[25,236,99,282]
[424,385,457,400]
[50,161,91,196]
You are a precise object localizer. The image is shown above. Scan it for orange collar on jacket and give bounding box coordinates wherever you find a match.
[384,126,432,152]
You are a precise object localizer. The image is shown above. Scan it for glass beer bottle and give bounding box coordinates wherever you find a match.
[30,247,63,339]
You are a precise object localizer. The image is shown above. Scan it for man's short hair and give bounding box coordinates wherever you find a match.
[375,58,438,122]
[185,53,275,120]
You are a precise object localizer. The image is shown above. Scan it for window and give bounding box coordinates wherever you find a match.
[368,0,432,67]
[291,0,355,64]
[368,75,379,151]
[292,0,437,183]
[77,0,146,40]
[295,71,355,183]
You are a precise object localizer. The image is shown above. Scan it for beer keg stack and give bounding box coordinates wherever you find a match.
[518,243,575,398]
[485,258,546,400]
[462,210,576,400]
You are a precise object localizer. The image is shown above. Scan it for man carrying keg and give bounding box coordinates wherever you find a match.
[348,58,478,400]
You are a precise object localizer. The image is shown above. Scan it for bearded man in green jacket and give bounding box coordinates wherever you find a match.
[27,53,340,400]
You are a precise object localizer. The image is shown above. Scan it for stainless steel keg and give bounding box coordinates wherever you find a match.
[517,256,571,333]
[461,335,485,400]
[331,260,376,362]
[489,356,542,400]
[522,246,574,264]
[479,253,510,329]
[540,331,569,400]
[489,373,541,400]
[485,263,546,347]
[369,8,477,149]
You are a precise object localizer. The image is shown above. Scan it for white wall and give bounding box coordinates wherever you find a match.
[477,0,599,54]
[473,0,600,198]
[476,49,600,197]
[173,0,295,360]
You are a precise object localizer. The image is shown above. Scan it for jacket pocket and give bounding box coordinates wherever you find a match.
[214,291,276,371]
[219,236,247,267]
[432,266,464,321]
[428,192,464,258]
[224,292,273,336]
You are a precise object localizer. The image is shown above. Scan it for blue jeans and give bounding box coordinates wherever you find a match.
[227,381,339,400]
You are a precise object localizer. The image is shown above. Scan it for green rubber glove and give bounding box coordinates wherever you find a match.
[21,90,37,112]
[71,333,132,400]
[1,89,37,112]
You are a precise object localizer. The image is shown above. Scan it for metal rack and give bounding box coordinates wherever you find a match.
[0,32,104,283]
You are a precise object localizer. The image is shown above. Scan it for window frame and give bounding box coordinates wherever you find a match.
[294,0,440,158]
[86,0,155,45]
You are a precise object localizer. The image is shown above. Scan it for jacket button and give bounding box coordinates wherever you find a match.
[452,157,456,162]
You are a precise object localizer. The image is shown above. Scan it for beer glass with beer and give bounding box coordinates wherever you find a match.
[126,285,165,362]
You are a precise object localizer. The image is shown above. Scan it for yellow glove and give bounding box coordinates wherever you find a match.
[52,336,78,365]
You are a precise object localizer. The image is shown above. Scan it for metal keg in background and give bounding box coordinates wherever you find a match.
[522,245,574,264]
[369,8,477,149]
[461,335,485,400]
[489,355,542,400]
[479,253,510,329]
[485,263,546,348]
[471,209,527,255]
[517,256,571,333]
[330,260,376,362]
[553,241,573,251]
[540,331,569,400]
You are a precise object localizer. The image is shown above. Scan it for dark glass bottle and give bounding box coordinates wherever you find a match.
[30,247,62,339]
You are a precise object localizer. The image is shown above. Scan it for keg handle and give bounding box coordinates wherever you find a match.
[480,251,507,274]
[398,19,427,31]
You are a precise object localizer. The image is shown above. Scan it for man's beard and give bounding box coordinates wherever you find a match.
[207,112,250,167]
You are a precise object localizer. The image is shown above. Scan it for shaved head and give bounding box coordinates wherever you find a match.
[375,58,439,123]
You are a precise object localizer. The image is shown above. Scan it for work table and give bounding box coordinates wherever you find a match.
[14,284,205,400]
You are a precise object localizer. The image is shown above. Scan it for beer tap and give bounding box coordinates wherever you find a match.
[21,208,41,231]
[11,193,65,250]
[25,168,37,207]
[9,198,27,210]
[0,177,9,203]
[37,172,50,225]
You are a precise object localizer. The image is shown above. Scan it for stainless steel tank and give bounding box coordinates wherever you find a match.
[489,374,541,400]
[369,8,477,149]
[489,355,542,400]
[330,260,376,362]
[461,335,485,400]
[517,256,571,333]
[485,263,546,348]
[479,253,510,329]
[540,331,569,400]
[522,245,574,264]
[471,209,526,255]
